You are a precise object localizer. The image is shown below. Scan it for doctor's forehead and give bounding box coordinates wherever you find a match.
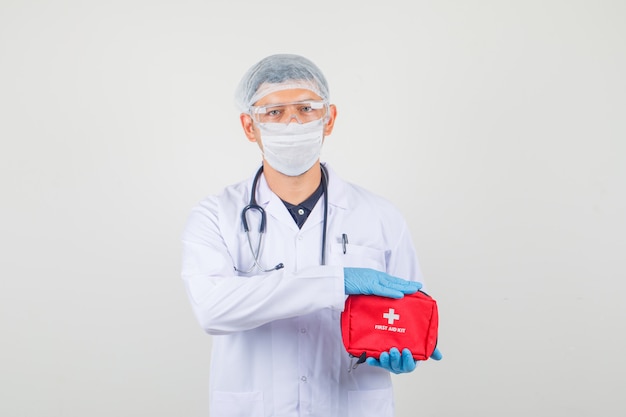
[253,89,323,106]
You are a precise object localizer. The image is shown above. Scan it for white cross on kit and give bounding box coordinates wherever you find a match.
[383,308,400,325]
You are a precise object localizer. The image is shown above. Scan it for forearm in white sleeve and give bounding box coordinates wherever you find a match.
[181,206,345,335]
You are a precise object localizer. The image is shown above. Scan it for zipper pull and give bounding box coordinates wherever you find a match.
[348,352,367,373]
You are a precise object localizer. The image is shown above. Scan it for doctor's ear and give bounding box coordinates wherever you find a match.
[240,113,258,142]
[323,104,338,136]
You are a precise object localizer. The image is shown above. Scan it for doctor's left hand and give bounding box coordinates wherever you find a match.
[366,347,443,374]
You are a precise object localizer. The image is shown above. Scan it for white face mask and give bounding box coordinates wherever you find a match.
[257,119,325,177]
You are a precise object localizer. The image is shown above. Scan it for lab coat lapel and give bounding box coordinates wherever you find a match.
[325,166,349,211]
[300,197,323,232]
[300,164,350,232]
[256,174,300,232]
[253,164,351,232]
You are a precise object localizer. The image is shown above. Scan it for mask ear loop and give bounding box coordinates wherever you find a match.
[322,102,332,130]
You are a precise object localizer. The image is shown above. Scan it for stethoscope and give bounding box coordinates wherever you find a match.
[235,164,329,273]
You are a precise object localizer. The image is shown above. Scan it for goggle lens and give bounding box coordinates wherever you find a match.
[251,101,327,124]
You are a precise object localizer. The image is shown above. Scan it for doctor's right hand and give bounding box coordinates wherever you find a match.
[343,267,421,299]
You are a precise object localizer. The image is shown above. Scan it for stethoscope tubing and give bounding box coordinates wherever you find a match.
[236,165,328,273]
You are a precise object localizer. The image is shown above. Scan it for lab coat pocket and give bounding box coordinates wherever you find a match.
[347,387,394,417]
[329,242,387,270]
[211,390,264,417]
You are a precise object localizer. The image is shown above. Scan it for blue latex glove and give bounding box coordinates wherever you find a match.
[366,347,443,374]
[344,267,421,299]
[430,347,443,361]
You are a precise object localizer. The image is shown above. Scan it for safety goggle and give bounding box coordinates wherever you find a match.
[249,100,327,124]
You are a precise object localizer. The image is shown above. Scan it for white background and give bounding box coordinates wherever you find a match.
[1,1,625,416]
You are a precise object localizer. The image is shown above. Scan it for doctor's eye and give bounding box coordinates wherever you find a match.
[266,108,283,117]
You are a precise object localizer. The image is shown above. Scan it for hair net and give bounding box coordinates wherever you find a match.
[235,54,330,114]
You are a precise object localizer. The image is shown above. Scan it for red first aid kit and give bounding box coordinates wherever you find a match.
[341,290,439,364]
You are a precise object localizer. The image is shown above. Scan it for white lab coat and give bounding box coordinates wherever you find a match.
[182,163,423,417]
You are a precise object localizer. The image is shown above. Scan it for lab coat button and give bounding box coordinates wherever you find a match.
[300,328,307,333]
[298,235,303,240]
[301,376,307,382]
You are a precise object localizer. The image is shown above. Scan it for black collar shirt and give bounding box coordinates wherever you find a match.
[281,181,324,229]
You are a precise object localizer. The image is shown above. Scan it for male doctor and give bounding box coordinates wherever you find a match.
[182,54,441,417]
